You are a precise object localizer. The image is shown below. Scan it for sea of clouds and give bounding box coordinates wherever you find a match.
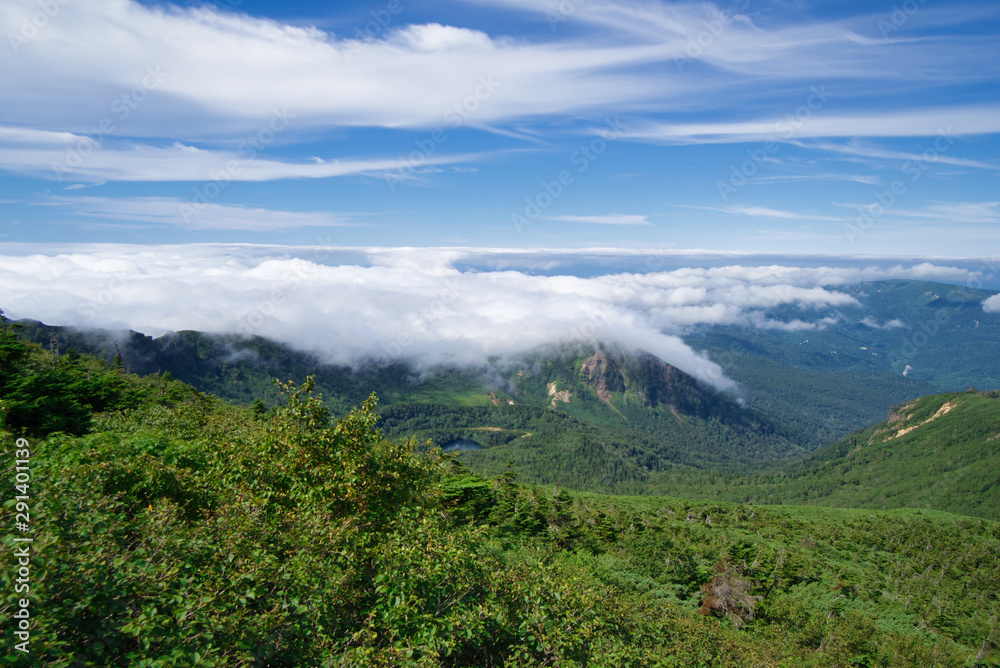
[0,245,992,393]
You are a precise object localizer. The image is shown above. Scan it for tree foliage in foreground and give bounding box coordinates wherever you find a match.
[0,327,998,666]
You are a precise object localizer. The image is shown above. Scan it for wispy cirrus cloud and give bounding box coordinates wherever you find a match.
[887,201,1000,224]
[0,0,674,137]
[834,201,1000,224]
[465,0,1000,82]
[687,204,852,223]
[40,196,358,231]
[544,214,651,225]
[791,139,1000,170]
[2,0,998,139]
[0,128,494,182]
[619,106,1000,145]
[1,0,998,255]
[745,173,882,186]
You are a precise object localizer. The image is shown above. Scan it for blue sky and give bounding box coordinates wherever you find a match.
[1,0,998,255]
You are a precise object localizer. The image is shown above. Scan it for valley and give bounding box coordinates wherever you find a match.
[16,279,999,503]
[4,277,1000,665]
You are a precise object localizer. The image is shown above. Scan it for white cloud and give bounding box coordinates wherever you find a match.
[621,107,1000,144]
[984,295,1000,314]
[0,0,995,218]
[897,202,1000,224]
[395,23,494,51]
[0,128,491,182]
[0,245,987,394]
[545,214,650,225]
[691,204,851,222]
[467,0,1000,82]
[41,196,355,231]
[790,140,1000,170]
[833,201,1000,225]
[0,0,672,136]
[860,316,905,329]
[1,0,997,140]
[0,126,82,143]
[746,173,883,186]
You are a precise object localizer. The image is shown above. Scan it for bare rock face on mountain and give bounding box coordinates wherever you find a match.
[546,382,572,406]
[580,349,616,403]
[578,347,692,414]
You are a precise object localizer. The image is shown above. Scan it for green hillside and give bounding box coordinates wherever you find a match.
[643,390,1000,520]
[685,279,1000,445]
[529,390,994,523]
[1,320,998,666]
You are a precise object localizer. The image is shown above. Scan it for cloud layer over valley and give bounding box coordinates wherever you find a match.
[1,246,991,392]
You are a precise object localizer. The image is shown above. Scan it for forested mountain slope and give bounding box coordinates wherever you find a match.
[18,278,993,458]
[1,319,998,666]
[15,323,808,470]
[614,390,1000,521]
[684,279,1000,446]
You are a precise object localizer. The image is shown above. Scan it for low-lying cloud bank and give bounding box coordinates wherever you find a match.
[0,245,987,393]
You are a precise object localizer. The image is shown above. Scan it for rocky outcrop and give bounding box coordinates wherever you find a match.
[546,381,572,406]
[580,350,615,402]
[580,348,680,410]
